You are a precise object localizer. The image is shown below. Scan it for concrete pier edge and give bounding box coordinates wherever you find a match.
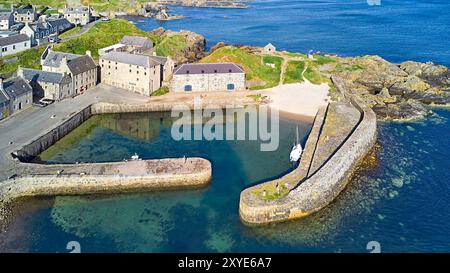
[239,75,378,224]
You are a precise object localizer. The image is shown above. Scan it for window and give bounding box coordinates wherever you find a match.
[214,70,217,73]
[129,69,132,73]
[227,84,235,91]
[24,42,27,47]
[13,45,16,50]
[144,72,147,76]
[184,85,192,92]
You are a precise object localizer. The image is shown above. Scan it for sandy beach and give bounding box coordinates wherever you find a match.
[262,81,330,122]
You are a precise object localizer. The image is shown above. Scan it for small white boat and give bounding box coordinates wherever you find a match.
[289,126,303,162]
[131,153,140,161]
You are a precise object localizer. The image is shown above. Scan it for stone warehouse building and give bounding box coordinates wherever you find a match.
[0,11,14,30]
[18,67,73,101]
[99,51,162,96]
[171,63,246,92]
[0,77,33,120]
[0,34,30,57]
[41,46,98,95]
[64,6,93,26]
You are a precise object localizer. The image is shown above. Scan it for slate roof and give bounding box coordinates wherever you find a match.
[101,51,160,68]
[0,89,9,104]
[148,56,168,65]
[120,36,153,49]
[173,63,245,75]
[0,12,13,20]
[66,55,97,75]
[0,34,29,47]
[14,4,34,13]
[21,68,68,84]
[47,18,71,30]
[1,77,32,99]
[65,7,91,14]
[42,50,82,68]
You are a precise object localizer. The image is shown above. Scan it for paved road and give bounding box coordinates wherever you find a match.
[60,20,102,42]
[0,84,149,180]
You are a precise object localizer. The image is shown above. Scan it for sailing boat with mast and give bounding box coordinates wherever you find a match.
[290,125,303,162]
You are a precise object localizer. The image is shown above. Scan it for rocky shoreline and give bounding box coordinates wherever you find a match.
[335,56,450,121]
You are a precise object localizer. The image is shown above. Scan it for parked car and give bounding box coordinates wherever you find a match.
[49,35,61,43]
[39,98,55,106]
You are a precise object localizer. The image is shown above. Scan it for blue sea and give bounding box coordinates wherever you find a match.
[1,0,450,253]
[130,0,450,66]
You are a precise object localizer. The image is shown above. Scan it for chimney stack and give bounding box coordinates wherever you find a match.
[86,50,92,57]
[17,65,24,78]
[0,78,4,90]
[61,56,68,67]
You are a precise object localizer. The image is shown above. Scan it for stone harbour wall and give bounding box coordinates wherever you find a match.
[0,158,212,226]
[239,75,378,224]
[14,106,92,162]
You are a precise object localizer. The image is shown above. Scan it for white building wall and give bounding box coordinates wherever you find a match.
[172,73,246,92]
[100,58,161,96]
[0,39,31,57]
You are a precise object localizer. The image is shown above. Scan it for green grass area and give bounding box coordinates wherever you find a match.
[313,54,337,65]
[251,183,289,202]
[54,19,184,60]
[155,34,187,57]
[1,0,151,11]
[54,19,150,59]
[44,8,60,14]
[283,60,305,84]
[59,26,82,39]
[0,46,45,76]
[285,52,307,58]
[304,66,329,85]
[335,63,363,72]
[200,46,283,90]
[152,86,169,96]
[1,19,191,76]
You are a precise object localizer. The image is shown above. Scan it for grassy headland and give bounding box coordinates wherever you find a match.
[200,46,283,90]
[0,19,191,76]
[0,0,151,12]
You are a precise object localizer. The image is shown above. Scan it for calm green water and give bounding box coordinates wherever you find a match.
[1,111,314,252]
[2,109,450,252]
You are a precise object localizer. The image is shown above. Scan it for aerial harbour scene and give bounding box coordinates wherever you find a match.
[0,0,449,255]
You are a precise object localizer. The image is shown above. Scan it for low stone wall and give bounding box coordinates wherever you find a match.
[239,76,378,224]
[14,106,92,162]
[0,158,212,226]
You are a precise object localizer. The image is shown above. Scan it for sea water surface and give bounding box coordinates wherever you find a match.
[129,0,450,66]
[1,0,450,252]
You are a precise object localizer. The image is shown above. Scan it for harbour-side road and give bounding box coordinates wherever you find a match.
[0,84,150,181]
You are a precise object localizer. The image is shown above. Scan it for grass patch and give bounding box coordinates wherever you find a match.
[200,46,282,90]
[251,183,289,202]
[283,60,305,84]
[155,34,187,57]
[152,86,169,96]
[335,63,363,72]
[59,26,82,39]
[285,52,307,58]
[304,66,329,85]
[0,46,45,76]
[54,19,151,60]
[2,0,149,12]
[313,54,337,65]
[44,9,60,15]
